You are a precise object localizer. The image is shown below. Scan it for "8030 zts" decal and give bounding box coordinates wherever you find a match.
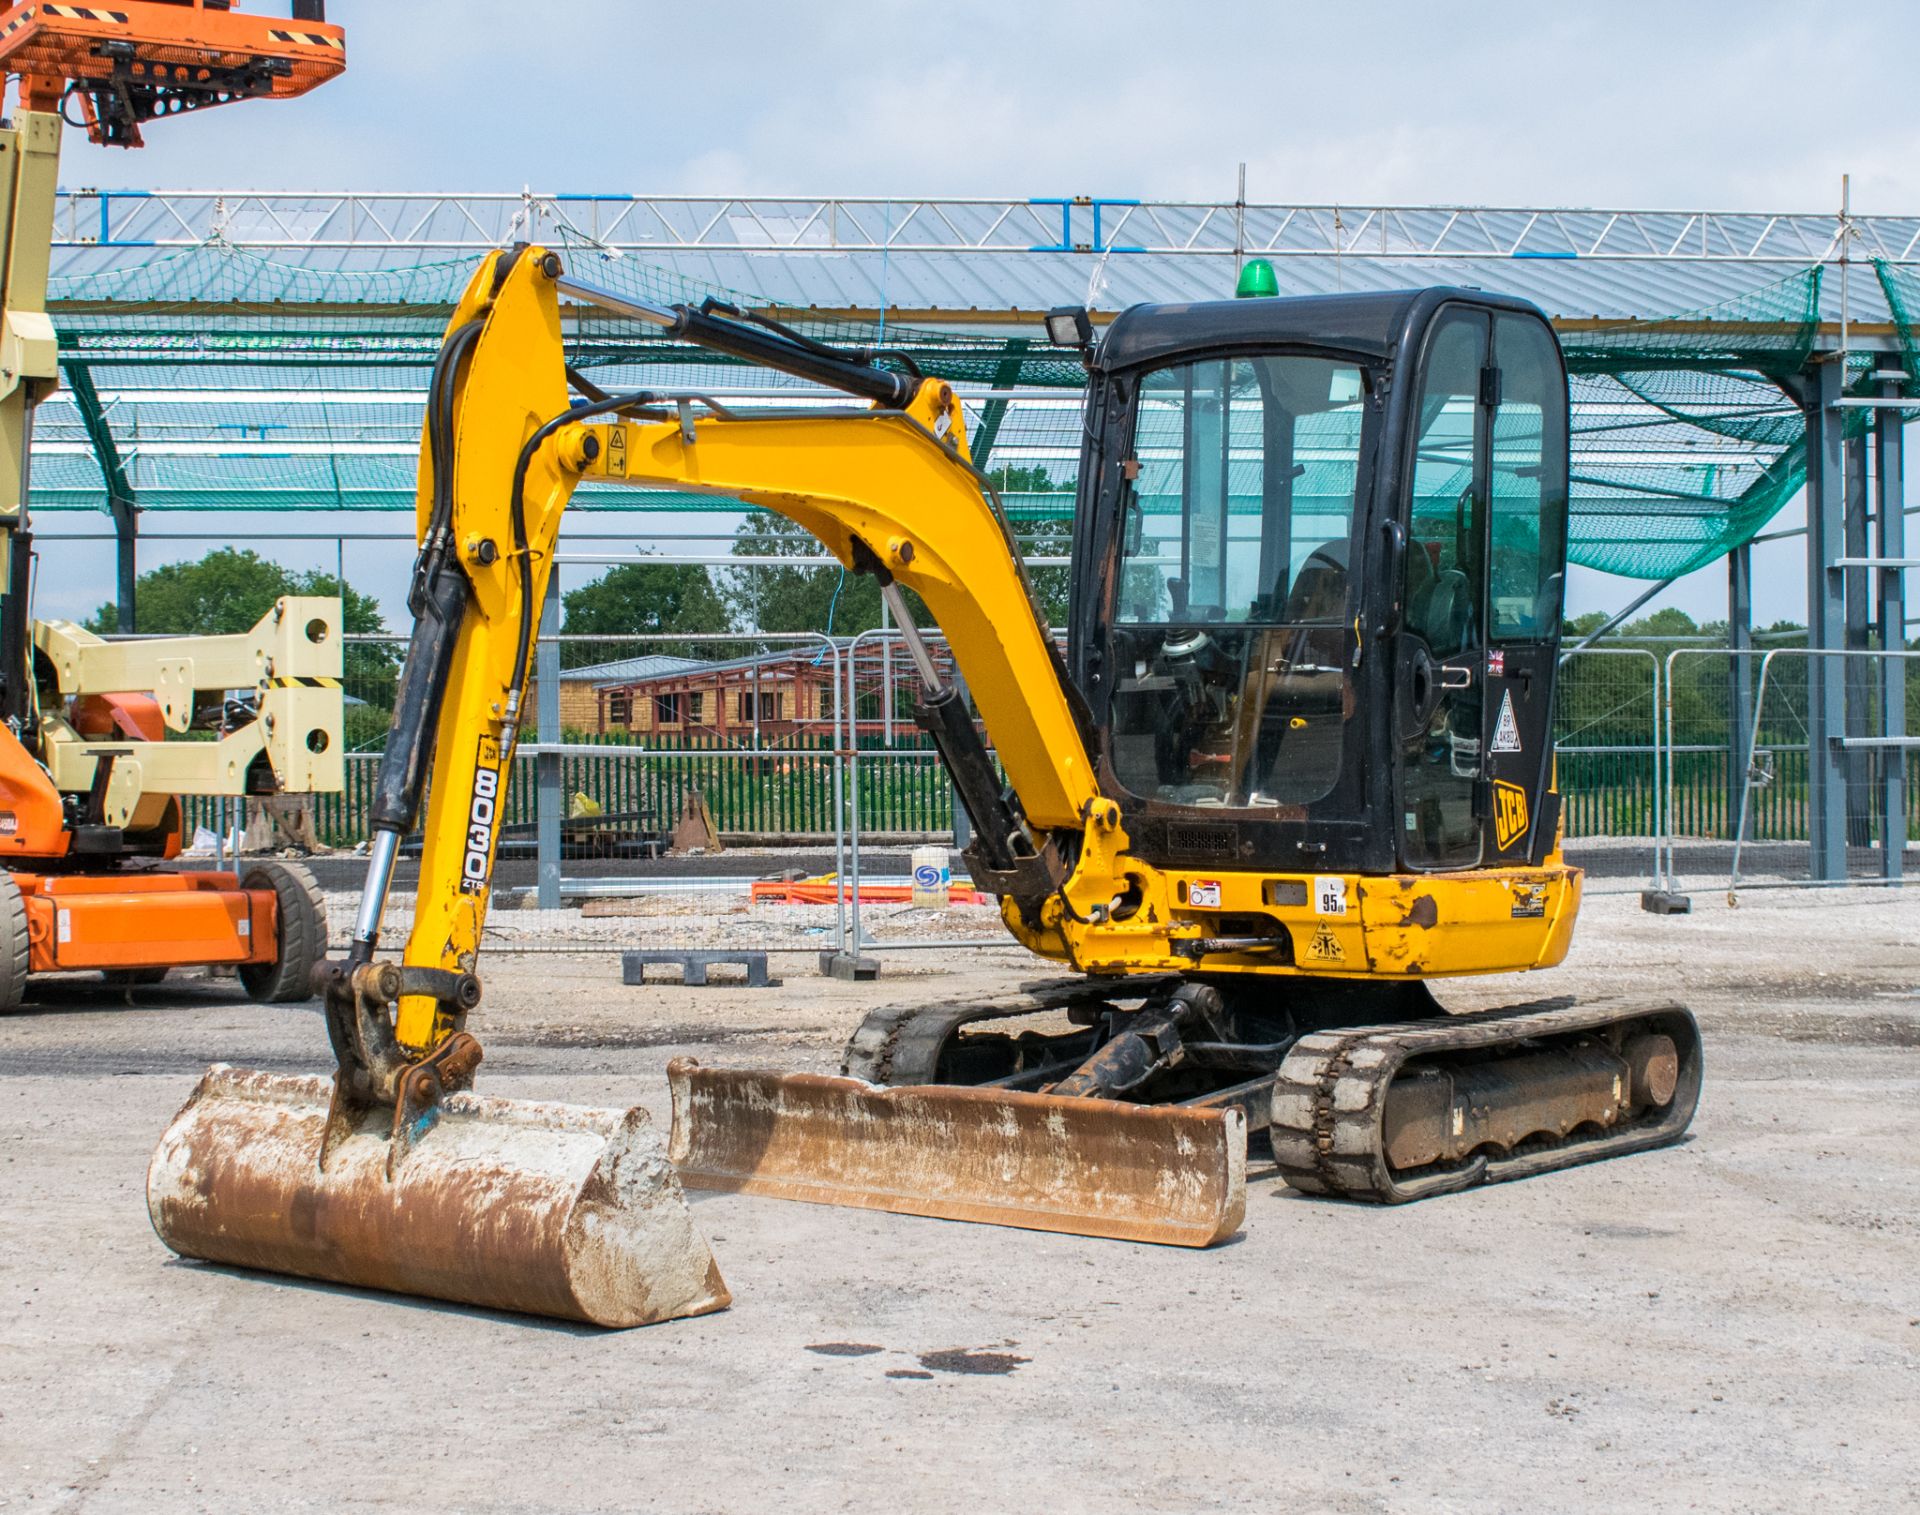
[459,735,504,895]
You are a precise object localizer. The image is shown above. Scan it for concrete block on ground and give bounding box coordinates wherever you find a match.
[818,950,881,982]
[622,949,779,988]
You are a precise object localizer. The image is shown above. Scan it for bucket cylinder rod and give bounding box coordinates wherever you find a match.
[554,275,917,409]
[878,579,1036,881]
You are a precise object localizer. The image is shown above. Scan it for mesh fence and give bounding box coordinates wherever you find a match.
[1725,649,1920,894]
[1553,648,1662,892]
[168,626,1914,951]
[175,630,1011,957]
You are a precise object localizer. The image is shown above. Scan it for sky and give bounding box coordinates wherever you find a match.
[28,0,1920,631]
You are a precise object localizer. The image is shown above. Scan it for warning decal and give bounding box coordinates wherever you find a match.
[1491,690,1523,753]
[1304,923,1345,964]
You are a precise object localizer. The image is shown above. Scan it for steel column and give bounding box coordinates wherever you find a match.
[1804,362,1848,880]
[1844,433,1873,844]
[535,567,563,910]
[62,361,137,630]
[1727,543,1753,836]
[1875,390,1907,880]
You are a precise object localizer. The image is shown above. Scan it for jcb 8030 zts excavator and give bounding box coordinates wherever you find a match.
[149,247,1700,1327]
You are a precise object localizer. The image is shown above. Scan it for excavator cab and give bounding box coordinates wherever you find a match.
[1069,289,1567,880]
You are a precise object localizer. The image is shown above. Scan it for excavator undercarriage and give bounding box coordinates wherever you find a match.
[670,978,1700,1238]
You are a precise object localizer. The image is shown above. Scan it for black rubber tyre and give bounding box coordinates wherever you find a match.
[102,967,169,988]
[0,873,27,1012]
[237,860,327,1004]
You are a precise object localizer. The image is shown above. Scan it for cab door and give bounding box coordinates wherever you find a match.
[1396,309,1490,871]
[1482,311,1570,866]
[1393,305,1570,873]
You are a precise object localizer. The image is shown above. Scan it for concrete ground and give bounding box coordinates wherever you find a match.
[2,886,1917,1514]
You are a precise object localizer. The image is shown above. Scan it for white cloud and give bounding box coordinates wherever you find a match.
[81,0,1918,211]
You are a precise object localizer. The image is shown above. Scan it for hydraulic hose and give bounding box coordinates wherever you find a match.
[500,387,661,747]
[349,317,483,962]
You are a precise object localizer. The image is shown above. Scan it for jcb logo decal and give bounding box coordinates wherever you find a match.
[459,736,504,895]
[1493,780,1530,851]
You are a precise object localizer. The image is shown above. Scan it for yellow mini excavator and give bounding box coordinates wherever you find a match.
[148,246,1700,1327]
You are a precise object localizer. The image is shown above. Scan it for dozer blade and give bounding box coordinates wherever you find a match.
[666,1058,1246,1247]
[148,1066,730,1327]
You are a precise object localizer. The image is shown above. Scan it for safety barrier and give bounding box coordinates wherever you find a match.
[1722,648,1920,898]
[1554,647,1663,895]
[183,628,1916,961]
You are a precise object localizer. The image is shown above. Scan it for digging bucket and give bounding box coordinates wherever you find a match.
[148,1065,730,1327]
[666,1059,1246,1247]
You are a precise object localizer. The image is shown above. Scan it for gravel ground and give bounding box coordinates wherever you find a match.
[1,886,1916,1513]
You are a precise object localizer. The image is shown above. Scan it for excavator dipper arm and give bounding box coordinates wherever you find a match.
[147,250,735,1327]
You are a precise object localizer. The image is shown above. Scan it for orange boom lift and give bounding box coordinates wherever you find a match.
[0,0,343,146]
[0,3,346,1007]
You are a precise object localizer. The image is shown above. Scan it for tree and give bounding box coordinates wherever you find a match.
[989,463,1073,630]
[85,548,397,744]
[1621,607,1699,639]
[87,548,386,641]
[561,559,730,668]
[723,513,888,635]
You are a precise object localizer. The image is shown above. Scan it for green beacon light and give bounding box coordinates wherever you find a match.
[1235,258,1279,299]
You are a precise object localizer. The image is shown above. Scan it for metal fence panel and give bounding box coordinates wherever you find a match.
[1554,647,1662,894]
[1727,648,1920,895]
[190,626,1912,955]
[1656,648,1774,890]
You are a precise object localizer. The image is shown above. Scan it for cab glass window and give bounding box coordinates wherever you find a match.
[1106,355,1366,810]
[1488,314,1569,641]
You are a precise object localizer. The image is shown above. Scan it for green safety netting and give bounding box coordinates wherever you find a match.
[1875,258,1920,398]
[31,239,1920,583]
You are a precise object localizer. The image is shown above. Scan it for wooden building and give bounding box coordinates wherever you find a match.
[543,645,962,742]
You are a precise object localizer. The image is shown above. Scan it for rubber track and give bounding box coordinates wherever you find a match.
[1269,999,1701,1204]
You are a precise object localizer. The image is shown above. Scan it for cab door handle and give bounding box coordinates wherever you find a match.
[1436,663,1474,690]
